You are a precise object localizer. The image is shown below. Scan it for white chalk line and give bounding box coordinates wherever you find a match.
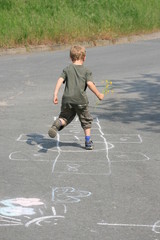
[97,220,160,234]
[37,146,114,153]
[52,207,56,216]
[9,149,149,163]
[110,152,150,162]
[52,133,61,173]
[0,222,23,226]
[52,171,110,176]
[50,117,112,176]
[25,215,65,227]
[96,117,112,176]
[103,134,143,144]
[0,215,23,226]
[9,151,28,161]
[63,204,67,214]
[9,151,51,162]
[16,133,142,147]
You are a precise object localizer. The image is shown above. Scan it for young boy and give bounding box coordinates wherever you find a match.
[48,45,104,150]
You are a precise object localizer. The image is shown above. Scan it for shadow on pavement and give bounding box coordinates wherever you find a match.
[93,73,160,133]
[26,133,83,153]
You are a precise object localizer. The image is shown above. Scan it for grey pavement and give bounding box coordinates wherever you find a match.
[0,39,160,240]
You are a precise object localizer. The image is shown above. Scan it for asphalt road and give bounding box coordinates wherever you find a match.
[0,39,160,240]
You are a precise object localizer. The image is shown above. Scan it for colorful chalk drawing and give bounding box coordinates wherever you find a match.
[4,117,153,235]
[0,187,91,227]
[0,198,43,216]
[0,197,65,227]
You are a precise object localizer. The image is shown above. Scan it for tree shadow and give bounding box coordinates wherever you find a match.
[92,73,160,133]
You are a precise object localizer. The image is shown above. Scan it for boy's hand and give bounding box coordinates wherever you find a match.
[53,95,58,104]
[53,77,64,104]
[98,93,104,100]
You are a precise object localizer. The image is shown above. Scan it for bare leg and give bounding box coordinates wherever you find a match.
[48,118,67,138]
[59,118,67,126]
[84,128,91,137]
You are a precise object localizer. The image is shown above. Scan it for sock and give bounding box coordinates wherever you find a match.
[85,136,91,142]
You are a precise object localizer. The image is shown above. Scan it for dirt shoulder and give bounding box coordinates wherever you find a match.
[1,31,160,56]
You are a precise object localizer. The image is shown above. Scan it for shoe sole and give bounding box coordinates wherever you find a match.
[48,127,57,138]
[85,146,94,150]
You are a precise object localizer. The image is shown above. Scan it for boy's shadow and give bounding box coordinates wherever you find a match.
[26,133,83,153]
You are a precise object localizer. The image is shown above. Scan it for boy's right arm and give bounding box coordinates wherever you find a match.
[87,81,104,100]
[53,77,64,104]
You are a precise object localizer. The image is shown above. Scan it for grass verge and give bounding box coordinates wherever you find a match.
[0,0,160,48]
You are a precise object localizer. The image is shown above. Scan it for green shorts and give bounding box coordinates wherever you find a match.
[59,104,93,130]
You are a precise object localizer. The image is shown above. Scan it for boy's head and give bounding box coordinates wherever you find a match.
[70,45,86,62]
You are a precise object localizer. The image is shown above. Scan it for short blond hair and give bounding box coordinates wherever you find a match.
[70,45,86,62]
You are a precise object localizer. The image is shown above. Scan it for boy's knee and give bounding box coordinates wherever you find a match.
[59,118,67,128]
[53,118,66,131]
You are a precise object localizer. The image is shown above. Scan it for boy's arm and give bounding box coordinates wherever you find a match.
[87,81,104,100]
[53,77,64,104]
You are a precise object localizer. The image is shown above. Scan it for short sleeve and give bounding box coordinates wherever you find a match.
[86,69,93,82]
[60,68,67,83]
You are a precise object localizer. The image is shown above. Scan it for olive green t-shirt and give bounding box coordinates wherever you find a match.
[60,63,93,106]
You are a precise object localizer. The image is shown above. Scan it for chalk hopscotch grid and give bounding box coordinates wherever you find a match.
[50,117,112,176]
[2,117,154,232]
[9,119,149,167]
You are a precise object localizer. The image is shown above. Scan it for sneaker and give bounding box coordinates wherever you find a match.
[48,126,58,138]
[85,140,94,150]
[48,119,62,138]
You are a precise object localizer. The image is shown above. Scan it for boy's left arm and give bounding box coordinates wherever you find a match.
[53,77,64,104]
[87,81,104,100]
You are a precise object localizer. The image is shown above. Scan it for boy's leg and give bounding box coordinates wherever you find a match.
[48,105,76,138]
[48,118,66,138]
[84,128,94,150]
[84,128,91,136]
[76,106,93,150]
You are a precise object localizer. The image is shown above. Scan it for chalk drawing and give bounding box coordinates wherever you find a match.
[0,198,66,227]
[50,117,112,176]
[96,117,112,175]
[0,215,23,226]
[104,134,142,143]
[52,187,92,203]
[97,220,160,234]
[67,164,80,172]
[9,119,149,172]
[6,117,152,232]
[53,157,111,176]
[110,152,150,162]
[25,215,65,227]
[9,149,59,162]
[52,132,61,173]
[16,133,48,143]
[0,198,44,217]
[36,134,114,153]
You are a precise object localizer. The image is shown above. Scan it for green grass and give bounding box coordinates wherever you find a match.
[0,0,160,48]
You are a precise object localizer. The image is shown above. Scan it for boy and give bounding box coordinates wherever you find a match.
[48,45,104,150]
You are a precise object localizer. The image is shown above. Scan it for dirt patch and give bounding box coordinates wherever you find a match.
[0,31,160,56]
